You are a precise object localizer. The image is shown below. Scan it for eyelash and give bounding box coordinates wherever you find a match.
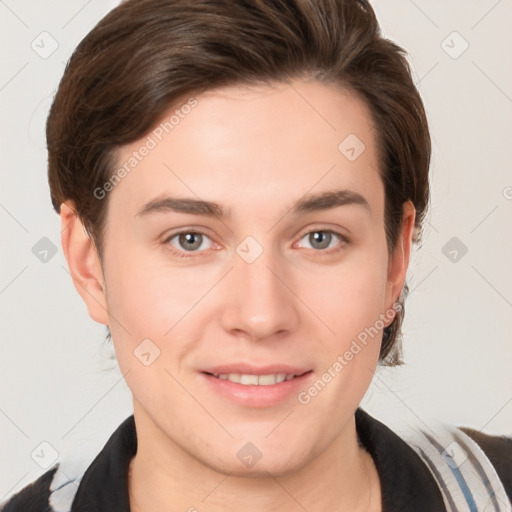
[162,228,350,259]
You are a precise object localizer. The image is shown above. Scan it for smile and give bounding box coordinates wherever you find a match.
[200,365,313,406]
[201,369,314,407]
[209,373,299,385]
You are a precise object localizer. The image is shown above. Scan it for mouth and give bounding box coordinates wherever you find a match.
[199,368,314,407]
[203,371,310,386]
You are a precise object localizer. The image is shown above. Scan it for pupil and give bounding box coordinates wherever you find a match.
[310,231,331,249]
[179,233,202,250]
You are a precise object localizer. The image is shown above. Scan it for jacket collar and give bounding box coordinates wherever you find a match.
[355,408,445,511]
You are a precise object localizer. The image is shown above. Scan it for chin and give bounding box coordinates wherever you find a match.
[202,435,313,479]
[210,453,308,479]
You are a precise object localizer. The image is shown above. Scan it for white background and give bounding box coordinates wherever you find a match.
[1,0,511,500]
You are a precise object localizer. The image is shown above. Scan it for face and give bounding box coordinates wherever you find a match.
[64,79,414,477]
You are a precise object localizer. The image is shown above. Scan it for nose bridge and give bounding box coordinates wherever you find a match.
[220,238,299,339]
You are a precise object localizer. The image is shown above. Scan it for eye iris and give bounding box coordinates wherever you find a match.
[309,231,331,249]
[179,232,203,251]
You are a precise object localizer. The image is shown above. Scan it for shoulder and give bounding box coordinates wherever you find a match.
[460,426,512,503]
[1,415,136,512]
[357,407,512,510]
[0,465,58,512]
[404,419,512,509]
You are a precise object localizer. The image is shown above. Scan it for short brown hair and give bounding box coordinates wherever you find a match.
[47,0,431,366]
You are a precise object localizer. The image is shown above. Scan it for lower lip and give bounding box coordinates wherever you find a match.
[200,371,314,408]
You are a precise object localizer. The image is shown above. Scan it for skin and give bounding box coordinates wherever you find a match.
[60,79,415,512]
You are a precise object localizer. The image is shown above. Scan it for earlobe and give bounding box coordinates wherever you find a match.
[60,201,109,325]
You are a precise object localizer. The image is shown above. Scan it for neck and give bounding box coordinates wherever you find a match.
[128,407,381,512]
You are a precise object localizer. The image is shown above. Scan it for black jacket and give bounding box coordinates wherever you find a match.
[2,408,511,511]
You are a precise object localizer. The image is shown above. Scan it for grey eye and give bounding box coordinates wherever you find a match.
[308,231,332,250]
[178,232,204,251]
[296,230,347,252]
[166,232,213,253]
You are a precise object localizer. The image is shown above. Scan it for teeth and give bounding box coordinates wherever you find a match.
[214,373,296,385]
[240,374,259,385]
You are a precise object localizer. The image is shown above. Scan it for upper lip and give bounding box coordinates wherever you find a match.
[201,364,312,376]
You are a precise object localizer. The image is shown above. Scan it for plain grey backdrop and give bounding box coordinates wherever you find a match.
[1,0,511,499]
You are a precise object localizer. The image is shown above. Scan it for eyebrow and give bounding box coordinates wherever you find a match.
[136,189,370,219]
[295,189,370,214]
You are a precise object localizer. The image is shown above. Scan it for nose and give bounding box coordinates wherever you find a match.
[219,246,300,341]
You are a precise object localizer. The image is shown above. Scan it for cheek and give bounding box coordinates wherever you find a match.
[303,251,389,334]
[299,253,389,399]
[102,253,217,400]
[103,247,221,342]
[294,250,390,391]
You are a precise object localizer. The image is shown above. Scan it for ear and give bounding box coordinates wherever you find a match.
[60,201,109,325]
[384,200,416,322]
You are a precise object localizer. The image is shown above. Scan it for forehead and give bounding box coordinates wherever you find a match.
[108,79,383,220]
